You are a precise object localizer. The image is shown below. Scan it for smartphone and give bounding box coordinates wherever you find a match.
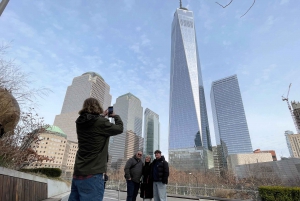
[108,106,113,116]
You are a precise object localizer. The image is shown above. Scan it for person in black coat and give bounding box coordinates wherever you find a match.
[150,150,169,201]
[140,155,153,201]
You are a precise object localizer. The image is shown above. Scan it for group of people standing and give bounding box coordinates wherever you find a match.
[67,97,169,201]
[124,150,169,201]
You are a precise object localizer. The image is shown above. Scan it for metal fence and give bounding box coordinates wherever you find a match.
[105,180,259,200]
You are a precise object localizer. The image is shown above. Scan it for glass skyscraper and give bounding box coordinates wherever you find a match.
[169,7,212,150]
[143,108,160,159]
[211,75,253,167]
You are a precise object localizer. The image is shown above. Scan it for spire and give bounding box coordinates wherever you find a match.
[179,0,182,8]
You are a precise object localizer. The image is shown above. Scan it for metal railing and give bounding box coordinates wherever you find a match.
[105,180,259,200]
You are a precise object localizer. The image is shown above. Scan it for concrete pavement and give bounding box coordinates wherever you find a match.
[43,189,221,201]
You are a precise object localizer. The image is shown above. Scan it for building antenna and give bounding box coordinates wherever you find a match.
[179,0,182,8]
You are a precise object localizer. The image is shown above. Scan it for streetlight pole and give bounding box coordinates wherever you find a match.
[189,173,199,195]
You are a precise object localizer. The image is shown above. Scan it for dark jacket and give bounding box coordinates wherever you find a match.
[140,162,153,199]
[150,156,169,184]
[124,155,143,183]
[73,113,123,175]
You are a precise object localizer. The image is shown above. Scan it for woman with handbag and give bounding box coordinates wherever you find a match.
[140,155,153,201]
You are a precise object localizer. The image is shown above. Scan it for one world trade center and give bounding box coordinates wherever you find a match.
[168,4,213,171]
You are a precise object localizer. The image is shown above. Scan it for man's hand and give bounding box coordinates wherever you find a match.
[102,109,109,117]
[109,112,117,117]
[103,110,117,117]
[128,178,131,180]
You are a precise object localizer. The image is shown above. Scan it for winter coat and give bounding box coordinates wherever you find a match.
[140,162,153,199]
[73,113,123,175]
[150,156,169,184]
[124,155,143,183]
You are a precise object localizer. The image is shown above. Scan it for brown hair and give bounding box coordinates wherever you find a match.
[79,98,103,115]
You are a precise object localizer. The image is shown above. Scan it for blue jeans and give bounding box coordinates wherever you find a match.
[126,180,140,201]
[68,174,104,201]
[153,182,167,201]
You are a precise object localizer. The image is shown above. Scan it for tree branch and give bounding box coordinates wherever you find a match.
[215,0,233,8]
[240,0,256,18]
[215,0,256,18]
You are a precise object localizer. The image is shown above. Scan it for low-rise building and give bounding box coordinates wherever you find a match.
[169,147,214,172]
[29,126,67,169]
[28,125,78,180]
[227,153,273,174]
[254,149,277,161]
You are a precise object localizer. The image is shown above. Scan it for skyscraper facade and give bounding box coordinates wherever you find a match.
[54,72,112,142]
[211,75,252,167]
[143,108,160,159]
[285,131,300,158]
[291,101,300,133]
[109,93,143,169]
[285,130,295,157]
[169,6,211,151]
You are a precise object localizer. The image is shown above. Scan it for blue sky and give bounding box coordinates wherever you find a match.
[1,0,300,159]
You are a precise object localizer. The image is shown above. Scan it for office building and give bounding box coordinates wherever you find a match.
[212,146,223,176]
[124,130,144,161]
[292,101,300,133]
[285,130,294,157]
[285,132,300,158]
[211,75,253,167]
[168,4,212,170]
[254,149,277,161]
[109,93,143,169]
[143,108,160,159]
[169,4,212,151]
[54,72,112,142]
[61,140,78,180]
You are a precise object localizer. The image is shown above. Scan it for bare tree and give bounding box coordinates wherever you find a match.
[216,0,256,18]
[0,43,52,170]
[0,43,49,107]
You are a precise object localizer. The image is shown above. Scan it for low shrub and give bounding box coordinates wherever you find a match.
[22,168,62,177]
[259,186,300,201]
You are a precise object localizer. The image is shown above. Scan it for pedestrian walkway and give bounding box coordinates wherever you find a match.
[103,189,214,201]
[43,189,217,201]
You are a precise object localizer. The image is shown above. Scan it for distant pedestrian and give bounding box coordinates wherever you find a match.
[124,151,143,201]
[151,150,169,201]
[68,98,123,201]
[140,155,153,201]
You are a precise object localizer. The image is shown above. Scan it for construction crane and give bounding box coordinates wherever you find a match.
[282,83,300,133]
